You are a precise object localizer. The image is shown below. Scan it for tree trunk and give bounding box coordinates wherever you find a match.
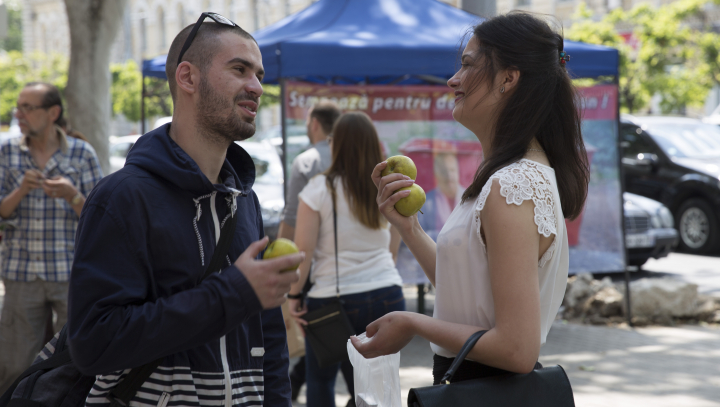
[64,0,127,175]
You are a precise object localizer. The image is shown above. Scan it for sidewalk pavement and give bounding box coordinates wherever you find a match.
[293,285,720,407]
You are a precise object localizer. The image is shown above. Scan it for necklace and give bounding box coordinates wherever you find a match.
[527,148,545,153]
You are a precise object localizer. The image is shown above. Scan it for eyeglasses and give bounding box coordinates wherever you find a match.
[177,12,239,66]
[13,104,50,116]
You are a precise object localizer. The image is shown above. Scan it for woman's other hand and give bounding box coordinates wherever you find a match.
[288,298,308,327]
[350,311,416,358]
[371,161,419,234]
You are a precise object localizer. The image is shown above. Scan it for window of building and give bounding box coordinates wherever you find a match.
[158,7,166,50]
[178,3,186,28]
[227,0,235,20]
[140,17,147,54]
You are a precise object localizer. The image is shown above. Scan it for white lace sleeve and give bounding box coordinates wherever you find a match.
[474,160,558,266]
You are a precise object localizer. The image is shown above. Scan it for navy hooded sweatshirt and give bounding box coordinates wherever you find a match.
[67,124,291,407]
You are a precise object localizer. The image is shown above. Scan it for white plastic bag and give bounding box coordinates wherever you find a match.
[347,333,402,407]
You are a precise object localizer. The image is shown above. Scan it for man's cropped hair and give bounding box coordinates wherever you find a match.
[310,101,341,135]
[24,82,64,124]
[166,22,256,101]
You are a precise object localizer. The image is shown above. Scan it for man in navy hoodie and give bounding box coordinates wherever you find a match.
[66,16,303,407]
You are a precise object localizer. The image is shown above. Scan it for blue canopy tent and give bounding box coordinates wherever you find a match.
[140,0,618,130]
[141,0,618,81]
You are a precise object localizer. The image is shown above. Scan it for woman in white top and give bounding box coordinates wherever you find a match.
[352,12,590,382]
[288,112,405,406]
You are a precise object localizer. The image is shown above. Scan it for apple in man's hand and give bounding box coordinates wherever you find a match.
[263,238,301,271]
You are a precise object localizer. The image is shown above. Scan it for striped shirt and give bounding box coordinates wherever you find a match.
[0,128,103,282]
[37,333,265,407]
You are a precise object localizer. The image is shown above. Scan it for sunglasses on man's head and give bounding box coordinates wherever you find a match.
[177,12,239,66]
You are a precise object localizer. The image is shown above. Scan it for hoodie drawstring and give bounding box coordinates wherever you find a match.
[193,189,243,267]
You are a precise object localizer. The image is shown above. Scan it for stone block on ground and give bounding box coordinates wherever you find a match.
[564,273,614,318]
[583,286,624,318]
[628,278,699,318]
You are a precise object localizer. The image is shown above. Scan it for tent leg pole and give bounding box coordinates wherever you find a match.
[613,73,633,327]
[141,75,146,135]
[280,78,288,201]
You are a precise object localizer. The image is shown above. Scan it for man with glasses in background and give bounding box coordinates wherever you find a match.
[0,82,103,393]
[66,13,301,407]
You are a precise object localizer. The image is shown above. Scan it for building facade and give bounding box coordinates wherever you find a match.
[22,0,319,64]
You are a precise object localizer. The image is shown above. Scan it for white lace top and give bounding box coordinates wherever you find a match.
[430,159,569,358]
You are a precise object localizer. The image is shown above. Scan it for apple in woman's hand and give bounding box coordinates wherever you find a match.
[395,184,426,216]
[382,155,417,180]
[380,155,425,216]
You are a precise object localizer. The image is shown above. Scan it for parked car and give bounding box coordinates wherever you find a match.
[0,116,22,142]
[703,104,720,126]
[108,134,284,239]
[109,135,140,174]
[620,115,720,254]
[154,116,172,130]
[239,140,285,240]
[623,192,679,267]
[253,124,309,164]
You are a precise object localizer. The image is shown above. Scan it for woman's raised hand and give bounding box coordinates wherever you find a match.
[372,161,418,233]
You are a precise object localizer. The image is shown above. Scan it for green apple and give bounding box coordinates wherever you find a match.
[263,238,301,271]
[395,184,426,217]
[381,155,417,180]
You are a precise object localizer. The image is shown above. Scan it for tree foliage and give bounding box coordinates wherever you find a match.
[0,0,23,52]
[110,60,172,122]
[0,51,68,123]
[567,0,720,114]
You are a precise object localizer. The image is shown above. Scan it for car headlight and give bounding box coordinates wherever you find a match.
[650,213,662,229]
[657,206,674,228]
[260,199,284,223]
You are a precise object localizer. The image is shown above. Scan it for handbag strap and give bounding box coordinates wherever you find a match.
[440,330,488,384]
[330,179,340,297]
[108,208,239,407]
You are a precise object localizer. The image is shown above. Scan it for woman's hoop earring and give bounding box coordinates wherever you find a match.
[500,86,505,93]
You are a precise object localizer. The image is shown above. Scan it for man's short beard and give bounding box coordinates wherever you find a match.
[196,75,257,146]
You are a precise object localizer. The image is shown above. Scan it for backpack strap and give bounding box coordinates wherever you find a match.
[108,212,239,407]
[0,326,73,406]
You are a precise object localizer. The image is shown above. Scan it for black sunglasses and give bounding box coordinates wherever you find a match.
[177,12,239,66]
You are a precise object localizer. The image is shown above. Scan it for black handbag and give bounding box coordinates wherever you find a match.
[407,331,575,407]
[301,179,355,369]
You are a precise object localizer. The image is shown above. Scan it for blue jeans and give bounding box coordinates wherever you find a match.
[305,285,406,407]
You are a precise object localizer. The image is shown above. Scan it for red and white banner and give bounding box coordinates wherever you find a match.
[579,84,618,120]
[286,81,456,121]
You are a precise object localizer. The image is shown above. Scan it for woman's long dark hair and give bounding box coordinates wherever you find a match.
[460,12,589,220]
[325,112,386,229]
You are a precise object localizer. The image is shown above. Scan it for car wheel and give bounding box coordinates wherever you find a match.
[676,198,720,254]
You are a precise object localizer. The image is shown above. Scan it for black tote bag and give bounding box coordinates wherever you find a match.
[408,331,575,407]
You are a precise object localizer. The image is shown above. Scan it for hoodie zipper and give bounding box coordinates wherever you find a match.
[210,192,233,407]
